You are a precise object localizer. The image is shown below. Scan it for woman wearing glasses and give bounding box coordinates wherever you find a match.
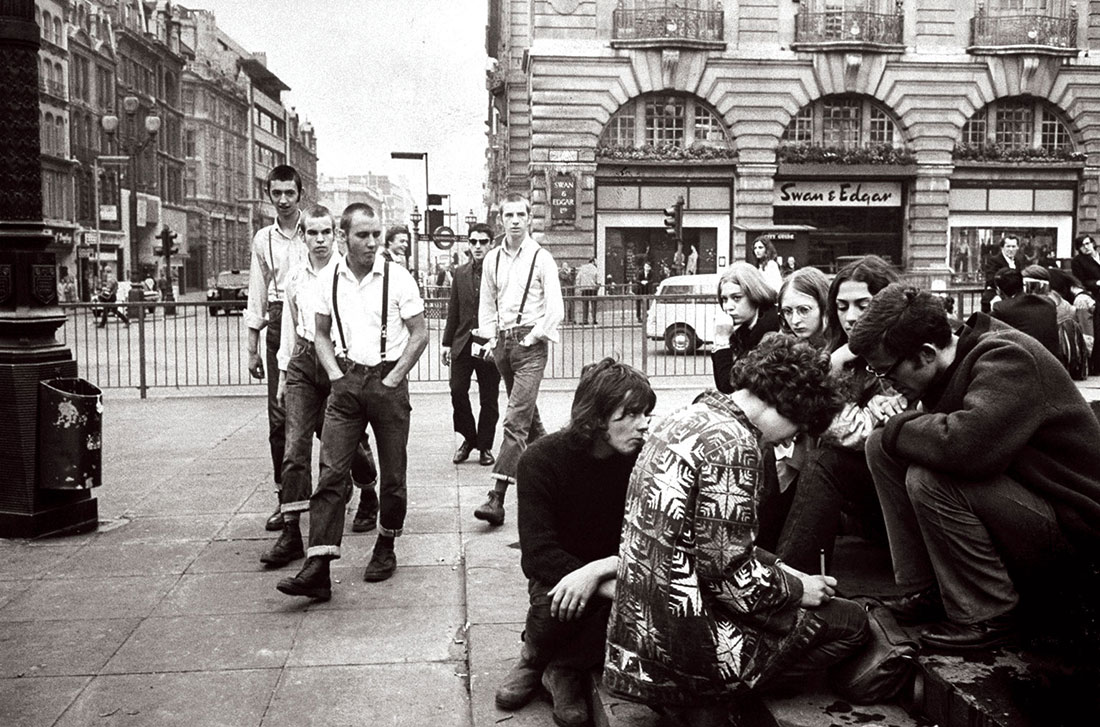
[773,255,907,574]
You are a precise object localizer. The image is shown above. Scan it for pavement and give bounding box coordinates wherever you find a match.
[3,378,1099,727]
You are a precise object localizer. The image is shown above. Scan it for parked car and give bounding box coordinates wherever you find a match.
[207,270,249,316]
[645,273,731,354]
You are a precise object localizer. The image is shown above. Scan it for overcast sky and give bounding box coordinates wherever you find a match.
[189,0,490,220]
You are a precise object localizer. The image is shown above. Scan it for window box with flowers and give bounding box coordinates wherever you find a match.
[596,143,738,163]
[778,142,915,165]
[952,143,1086,165]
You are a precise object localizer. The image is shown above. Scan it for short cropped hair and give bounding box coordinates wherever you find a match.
[266,164,302,196]
[826,255,899,348]
[499,192,531,215]
[564,357,655,450]
[339,202,376,233]
[468,222,494,238]
[300,204,333,227]
[730,333,844,437]
[385,225,410,246]
[717,261,777,309]
[778,266,831,339]
[994,267,1023,298]
[848,284,953,363]
[1001,234,1019,248]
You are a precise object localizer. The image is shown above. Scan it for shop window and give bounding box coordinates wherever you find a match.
[958,97,1078,160]
[598,93,734,159]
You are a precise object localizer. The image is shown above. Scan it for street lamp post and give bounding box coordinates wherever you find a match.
[390,151,430,283]
[102,96,160,281]
[408,204,422,283]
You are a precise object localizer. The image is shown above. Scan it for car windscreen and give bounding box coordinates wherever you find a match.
[216,272,249,287]
[659,285,694,296]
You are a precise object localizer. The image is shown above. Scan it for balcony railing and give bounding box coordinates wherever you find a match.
[611,5,725,49]
[793,10,904,49]
[969,12,1078,53]
[38,78,68,101]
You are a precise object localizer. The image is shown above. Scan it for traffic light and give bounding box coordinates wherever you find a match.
[663,197,683,242]
[154,227,178,256]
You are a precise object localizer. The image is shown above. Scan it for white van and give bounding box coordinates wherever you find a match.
[645,273,732,354]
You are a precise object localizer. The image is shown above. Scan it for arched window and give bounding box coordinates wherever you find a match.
[781,94,903,149]
[41,11,50,39]
[598,93,732,151]
[55,116,64,156]
[41,112,49,152]
[959,97,1077,156]
[53,17,62,46]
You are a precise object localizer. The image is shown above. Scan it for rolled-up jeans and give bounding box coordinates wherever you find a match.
[307,360,411,559]
[492,327,548,484]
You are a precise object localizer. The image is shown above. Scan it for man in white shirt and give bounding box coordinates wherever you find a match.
[473,193,564,526]
[260,204,378,569]
[245,165,307,532]
[277,203,428,601]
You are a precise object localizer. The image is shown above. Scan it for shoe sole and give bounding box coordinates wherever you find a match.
[494,692,536,711]
[919,633,1015,653]
[259,551,304,568]
[473,511,504,526]
[363,569,395,582]
[276,582,331,601]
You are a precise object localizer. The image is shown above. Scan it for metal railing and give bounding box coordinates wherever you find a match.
[57,286,990,396]
[794,10,904,45]
[611,5,725,45]
[970,12,1078,48]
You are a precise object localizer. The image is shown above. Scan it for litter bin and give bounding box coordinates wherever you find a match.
[37,378,103,490]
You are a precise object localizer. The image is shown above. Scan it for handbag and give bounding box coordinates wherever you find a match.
[829,598,919,704]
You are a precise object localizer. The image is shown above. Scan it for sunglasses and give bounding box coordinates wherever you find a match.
[469,238,491,246]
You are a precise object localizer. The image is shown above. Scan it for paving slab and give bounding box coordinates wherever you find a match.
[187,539,283,573]
[51,539,206,578]
[103,612,302,673]
[153,571,309,616]
[63,513,231,544]
[53,669,278,727]
[0,575,180,621]
[305,563,463,613]
[468,623,558,727]
[0,543,82,580]
[265,663,471,727]
[0,675,91,727]
[0,618,140,678]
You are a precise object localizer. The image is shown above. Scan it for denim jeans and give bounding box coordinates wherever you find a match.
[492,328,547,483]
[281,340,376,514]
[865,428,1075,623]
[776,444,884,574]
[522,578,612,670]
[757,597,868,692]
[449,341,501,451]
[266,301,286,488]
[308,361,411,559]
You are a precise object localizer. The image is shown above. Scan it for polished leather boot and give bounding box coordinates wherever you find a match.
[541,665,589,727]
[478,449,496,466]
[920,612,1016,652]
[473,490,505,526]
[265,506,285,531]
[453,440,474,464]
[276,556,332,601]
[362,546,397,582]
[259,519,304,567]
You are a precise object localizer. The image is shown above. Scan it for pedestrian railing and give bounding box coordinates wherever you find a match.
[58,286,985,396]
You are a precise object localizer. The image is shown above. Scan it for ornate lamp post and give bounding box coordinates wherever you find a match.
[464,209,477,232]
[101,96,161,280]
[408,204,422,284]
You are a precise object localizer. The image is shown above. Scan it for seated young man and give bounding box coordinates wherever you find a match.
[605,334,868,727]
[848,285,1100,651]
[494,358,655,727]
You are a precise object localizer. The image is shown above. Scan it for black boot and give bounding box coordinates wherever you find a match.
[265,505,285,531]
[474,489,505,526]
[259,519,304,568]
[277,556,332,601]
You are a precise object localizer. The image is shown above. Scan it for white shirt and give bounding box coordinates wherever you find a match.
[316,255,425,367]
[244,213,306,330]
[276,252,342,372]
[478,235,563,342]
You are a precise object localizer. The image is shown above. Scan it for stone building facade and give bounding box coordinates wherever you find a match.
[486,0,1100,287]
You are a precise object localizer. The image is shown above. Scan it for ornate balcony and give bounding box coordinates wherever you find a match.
[792,9,904,52]
[969,8,1079,55]
[611,3,725,50]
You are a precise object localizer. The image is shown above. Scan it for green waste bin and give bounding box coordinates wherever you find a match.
[38,378,103,490]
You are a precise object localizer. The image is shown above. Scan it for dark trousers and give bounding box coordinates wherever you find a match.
[308,361,411,559]
[266,301,286,488]
[281,340,376,513]
[492,329,547,484]
[449,342,501,451]
[758,597,869,692]
[866,428,1077,624]
[579,289,597,324]
[523,578,611,670]
[776,444,884,574]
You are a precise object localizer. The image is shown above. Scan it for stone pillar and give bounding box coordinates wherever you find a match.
[0,1,95,537]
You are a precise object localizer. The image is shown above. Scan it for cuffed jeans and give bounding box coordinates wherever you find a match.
[266,301,286,489]
[449,341,501,451]
[865,428,1075,624]
[308,361,411,559]
[492,328,547,483]
[281,339,377,514]
[522,578,612,670]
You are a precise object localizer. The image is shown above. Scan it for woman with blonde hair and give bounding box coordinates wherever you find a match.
[710,262,781,393]
[777,266,831,348]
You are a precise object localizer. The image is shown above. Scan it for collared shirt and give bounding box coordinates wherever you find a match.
[478,235,563,342]
[244,213,306,331]
[316,254,425,367]
[276,252,342,372]
[574,262,600,290]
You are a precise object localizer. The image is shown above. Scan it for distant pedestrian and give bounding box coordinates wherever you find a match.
[245,164,307,533]
[752,237,783,293]
[558,261,575,324]
[473,193,564,526]
[1071,233,1100,299]
[981,234,1023,312]
[442,223,501,468]
[383,225,410,268]
[634,261,654,322]
[277,203,427,601]
[573,257,600,325]
[94,268,129,327]
[685,244,699,275]
[494,358,654,727]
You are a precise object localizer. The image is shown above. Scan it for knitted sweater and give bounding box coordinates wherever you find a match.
[517,431,637,586]
[881,313,1100,550]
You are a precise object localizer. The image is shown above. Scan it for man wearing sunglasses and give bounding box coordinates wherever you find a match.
[849,284,1100,651]
[442,223,501,467]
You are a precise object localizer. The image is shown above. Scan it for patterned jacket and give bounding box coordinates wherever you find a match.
[604,391,826,705]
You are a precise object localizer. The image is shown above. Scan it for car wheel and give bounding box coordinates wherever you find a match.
[664,324,697,355]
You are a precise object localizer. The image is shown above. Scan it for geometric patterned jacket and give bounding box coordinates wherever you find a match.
[604,391,826,704]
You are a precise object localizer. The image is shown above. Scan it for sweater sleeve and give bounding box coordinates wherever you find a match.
[517,444,586,585]
[711,346,734,393]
